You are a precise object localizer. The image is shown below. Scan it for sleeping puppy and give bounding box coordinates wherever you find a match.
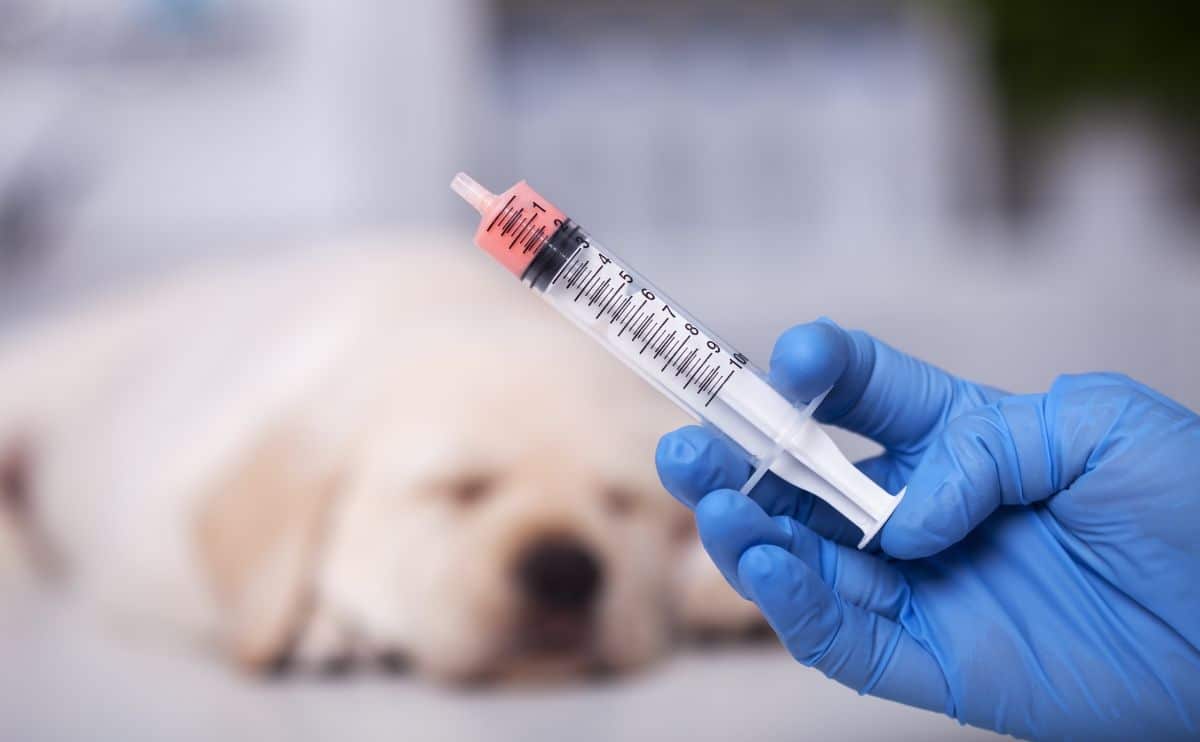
[0,234,765,682]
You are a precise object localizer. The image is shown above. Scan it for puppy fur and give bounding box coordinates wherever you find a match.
[0,234,765,681]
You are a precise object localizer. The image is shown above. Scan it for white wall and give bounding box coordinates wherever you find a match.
[0,0,487,279]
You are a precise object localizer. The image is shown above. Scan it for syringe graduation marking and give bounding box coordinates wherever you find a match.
[486,194,552,255]
[546,248,741,408]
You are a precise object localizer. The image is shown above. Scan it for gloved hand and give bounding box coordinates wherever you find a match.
[656,319,1200,741]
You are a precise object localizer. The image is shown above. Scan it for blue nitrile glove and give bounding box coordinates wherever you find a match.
[656,319,1200,741]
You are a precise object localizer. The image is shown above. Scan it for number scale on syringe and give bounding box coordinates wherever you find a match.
[545,245,749,411]
[529,224,804,477]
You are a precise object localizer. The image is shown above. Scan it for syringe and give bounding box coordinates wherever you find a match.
[451,173,901,547]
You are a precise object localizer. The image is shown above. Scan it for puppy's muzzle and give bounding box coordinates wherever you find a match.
[512,537,604,655]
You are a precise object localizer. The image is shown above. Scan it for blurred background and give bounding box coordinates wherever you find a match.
[1,1,1197,740]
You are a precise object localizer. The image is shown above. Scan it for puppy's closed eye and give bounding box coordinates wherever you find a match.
[603,485,641,518]
[441,472,498,507]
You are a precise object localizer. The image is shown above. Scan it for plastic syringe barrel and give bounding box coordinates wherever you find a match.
[452,173,902,547]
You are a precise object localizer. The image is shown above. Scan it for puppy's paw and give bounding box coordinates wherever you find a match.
[674,540,769,643]
[282,604,414,678]
[287,604,363,676]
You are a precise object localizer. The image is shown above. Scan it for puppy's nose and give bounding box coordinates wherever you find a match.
[515,538,603,611]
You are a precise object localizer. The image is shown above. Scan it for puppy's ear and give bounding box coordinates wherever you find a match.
[194,426,343,673]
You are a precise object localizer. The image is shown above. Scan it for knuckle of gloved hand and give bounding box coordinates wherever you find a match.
[741,548,841,667]
[938,409,1005,466]
[659,428,740,496]
[694,488,746,524]
[1052,373,1151,426]
[789,598,843,668]
[1051,371,1138,397]
[698,493,790,554]
[771,515,827,574]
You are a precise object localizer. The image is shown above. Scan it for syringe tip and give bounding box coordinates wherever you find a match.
[450,172,496,215]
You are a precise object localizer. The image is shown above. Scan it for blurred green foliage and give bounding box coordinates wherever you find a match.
[969,1,1200,124]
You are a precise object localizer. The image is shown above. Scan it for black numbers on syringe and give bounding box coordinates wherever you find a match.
[550,245,750,406]
[710,343,750,369]
[703,338,749,370]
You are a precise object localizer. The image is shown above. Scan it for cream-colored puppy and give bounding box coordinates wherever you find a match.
[0,235,764,682]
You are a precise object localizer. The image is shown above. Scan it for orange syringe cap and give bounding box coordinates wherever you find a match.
[451,172,565,277]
